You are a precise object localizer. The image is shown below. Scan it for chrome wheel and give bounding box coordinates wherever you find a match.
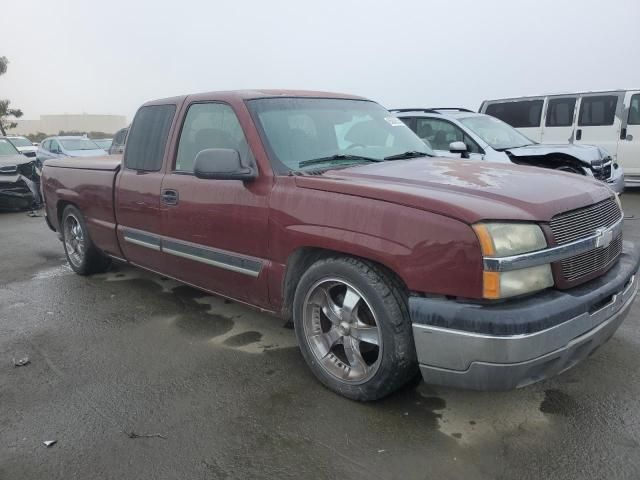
[63,214,85,268]
[302,279,382,384]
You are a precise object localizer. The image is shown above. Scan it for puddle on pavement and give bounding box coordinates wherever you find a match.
[539,389,580,416]
[32,263,73,280]
[97,266,297,353]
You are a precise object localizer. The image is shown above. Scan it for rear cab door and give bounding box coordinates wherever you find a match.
[159,94,273,307]
[574,92,624,159]
[617,91,640,177]
[115,99,183,270]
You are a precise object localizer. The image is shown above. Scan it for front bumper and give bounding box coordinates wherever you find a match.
[606,165,625,193]
[409,242,640,391]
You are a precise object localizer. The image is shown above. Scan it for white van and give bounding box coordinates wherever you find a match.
[480,90,640,185]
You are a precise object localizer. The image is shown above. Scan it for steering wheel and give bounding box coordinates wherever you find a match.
[346,142,366,150]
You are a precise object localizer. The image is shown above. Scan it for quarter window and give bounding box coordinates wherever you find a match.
[415,118,481,153]
[485,100,543,128]
[628,94,640,125]
[545,97,577,127]
[175,103,253,173]
[124,104,176,171]
[578,95,618,126]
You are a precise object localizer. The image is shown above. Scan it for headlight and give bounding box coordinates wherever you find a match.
[473,222,553,299]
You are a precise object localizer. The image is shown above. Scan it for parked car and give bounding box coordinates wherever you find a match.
[109,127,128,155]
[41,90,639,400]
[92,138,113,151]
[5,135,38,159]
[480,90,640,185]
[394,108,624,193]
[0,137,41,210]
[37,136,106,163]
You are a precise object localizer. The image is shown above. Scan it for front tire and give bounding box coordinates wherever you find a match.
[61,205,111,275]
[293,256,417,401]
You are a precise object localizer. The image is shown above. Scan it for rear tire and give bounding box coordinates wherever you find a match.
[293,256,418,401]
[61,205,111,275]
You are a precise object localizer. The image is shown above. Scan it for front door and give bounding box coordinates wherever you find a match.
[160,101,271,305]
[115,103,177,271]
[541,96,577,144]
[574,92,624,160]
[415,117,484,160]
[618,92,640,177]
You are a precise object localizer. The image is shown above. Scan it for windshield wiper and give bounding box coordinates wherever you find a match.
[298,154,383,168]
[383,150,431,161]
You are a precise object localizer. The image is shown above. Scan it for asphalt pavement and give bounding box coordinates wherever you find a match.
[2,193,640,479]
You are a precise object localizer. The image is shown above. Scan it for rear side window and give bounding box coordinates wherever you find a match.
[485,100,543,128]
[124,105,176,171]
[628,94,640,125]
[415,118,482,153]
[578,95,618,126]
[546,97,576,127]
[175,102,253,173]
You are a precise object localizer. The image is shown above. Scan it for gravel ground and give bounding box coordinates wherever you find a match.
[1,192,640,479]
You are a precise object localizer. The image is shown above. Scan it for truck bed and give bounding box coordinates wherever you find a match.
[41,156,124,258]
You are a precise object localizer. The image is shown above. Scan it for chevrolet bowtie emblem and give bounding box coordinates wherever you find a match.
[595,226,614,249]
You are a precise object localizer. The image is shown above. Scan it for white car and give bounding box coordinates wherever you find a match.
[393,108,624,193]
[6,135,38,160]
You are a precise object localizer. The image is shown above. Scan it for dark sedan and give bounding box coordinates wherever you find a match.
[0,138,41,210]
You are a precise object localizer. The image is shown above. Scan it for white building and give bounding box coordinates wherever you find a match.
[11,114,127,135]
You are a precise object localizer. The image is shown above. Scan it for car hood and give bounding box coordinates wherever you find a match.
[506,143,609,164]
[65,149,108,157]
[294,157,613,224]
[16,146,38,153]
[0,154,32,169]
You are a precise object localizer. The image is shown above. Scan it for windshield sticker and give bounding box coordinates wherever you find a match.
[385,117,405,127]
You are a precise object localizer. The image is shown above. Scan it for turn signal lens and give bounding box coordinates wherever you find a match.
[483,271,500,299]
[473,224,496,256]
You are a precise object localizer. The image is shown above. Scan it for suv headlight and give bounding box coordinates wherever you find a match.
[473,222,553,299]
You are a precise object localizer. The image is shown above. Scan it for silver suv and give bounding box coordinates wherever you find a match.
[393,108,624,193]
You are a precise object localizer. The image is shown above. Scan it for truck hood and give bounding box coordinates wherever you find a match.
[506,143,609,165]
[294,157,613,224]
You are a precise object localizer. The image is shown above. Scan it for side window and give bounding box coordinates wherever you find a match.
[628,94,640,125]
[485,100,543,128]
[578,95,618,126]
[124,104,176,171]
[42,140,50,151]
[415,118,481,153]
[50,140,60,152]
[175,103,253,173]
[546,97,577,127]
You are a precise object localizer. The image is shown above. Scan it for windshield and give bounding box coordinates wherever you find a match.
[92,139,112,149]
[247,98,433,172]
[0,139,20,156]
[60,138,102,151]
[8,137,33,148]
[460,115,533,150]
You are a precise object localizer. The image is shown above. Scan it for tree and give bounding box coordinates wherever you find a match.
[0,56,23,135]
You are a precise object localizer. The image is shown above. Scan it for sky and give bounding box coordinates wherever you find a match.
[1,0,639,122]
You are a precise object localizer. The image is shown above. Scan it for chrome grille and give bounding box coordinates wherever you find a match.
[560,233,622,281]
[550,198,623,282]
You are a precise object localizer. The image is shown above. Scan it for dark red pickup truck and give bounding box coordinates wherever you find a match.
[41,90,639,401]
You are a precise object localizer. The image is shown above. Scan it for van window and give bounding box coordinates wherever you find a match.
[124,105,176,171]
[485,100,543,128]
[578,95,618,126]
[175,102,253,173]
[546,97,576,127]
[629,94,640,125]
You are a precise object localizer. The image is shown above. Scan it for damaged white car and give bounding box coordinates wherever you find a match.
[0,137,41,210]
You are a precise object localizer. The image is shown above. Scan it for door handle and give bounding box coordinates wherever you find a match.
[161,189,179,205]
[576,129,582,140]
[620,128,627,140]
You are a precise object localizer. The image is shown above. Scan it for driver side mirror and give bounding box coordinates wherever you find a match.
[194,148,257,181]
[449,141,469,159]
